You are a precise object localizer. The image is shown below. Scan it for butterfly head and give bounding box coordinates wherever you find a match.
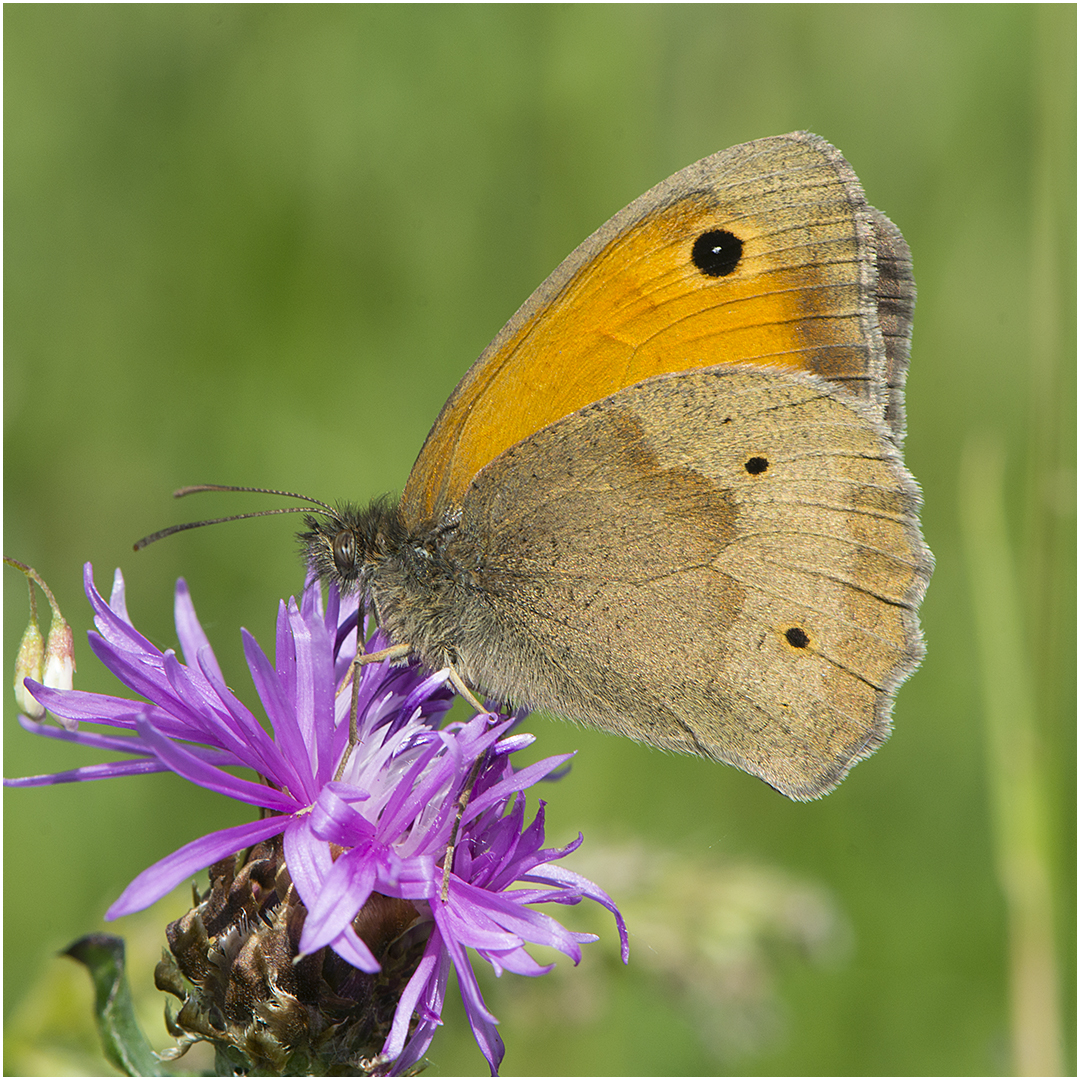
[299,497,403,596]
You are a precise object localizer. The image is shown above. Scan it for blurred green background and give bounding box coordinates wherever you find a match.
[5,6,1074,1076]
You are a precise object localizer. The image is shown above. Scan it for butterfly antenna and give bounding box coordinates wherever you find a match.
[172,484,338,515]
[134,485,341,551]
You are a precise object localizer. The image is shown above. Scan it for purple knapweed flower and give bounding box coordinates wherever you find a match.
[6,564,628,1074]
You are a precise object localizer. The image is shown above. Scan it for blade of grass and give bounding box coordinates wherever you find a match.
[959,437,1063,1077]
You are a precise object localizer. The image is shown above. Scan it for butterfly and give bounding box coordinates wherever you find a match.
[299,132,933,800]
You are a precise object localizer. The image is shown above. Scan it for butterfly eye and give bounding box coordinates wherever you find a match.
[692,229,743,277]
[332,529,358,577]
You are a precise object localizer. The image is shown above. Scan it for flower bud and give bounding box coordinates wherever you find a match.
[44,618,76,690]
[14,617,45,719]
[43,615,76,728]
[6,558,76,724]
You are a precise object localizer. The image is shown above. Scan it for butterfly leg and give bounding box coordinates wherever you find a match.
[334,643,419,778]
[439,665,493,899]
[356,642,412,665]
[440,749,487,902]
[354,642,490,895]
[445,665,488,713]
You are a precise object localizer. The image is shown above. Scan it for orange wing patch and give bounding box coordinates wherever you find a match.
[401,133,889,526]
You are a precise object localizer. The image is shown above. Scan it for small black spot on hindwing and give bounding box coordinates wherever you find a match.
[744,456,769,475]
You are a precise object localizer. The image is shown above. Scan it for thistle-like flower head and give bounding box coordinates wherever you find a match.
[7,565,627,1074]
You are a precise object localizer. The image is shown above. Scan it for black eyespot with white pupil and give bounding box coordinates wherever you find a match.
[692,229,743,277]
[332,529,357,577]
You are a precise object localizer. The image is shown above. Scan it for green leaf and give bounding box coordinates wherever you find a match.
[64,933,168,1077]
